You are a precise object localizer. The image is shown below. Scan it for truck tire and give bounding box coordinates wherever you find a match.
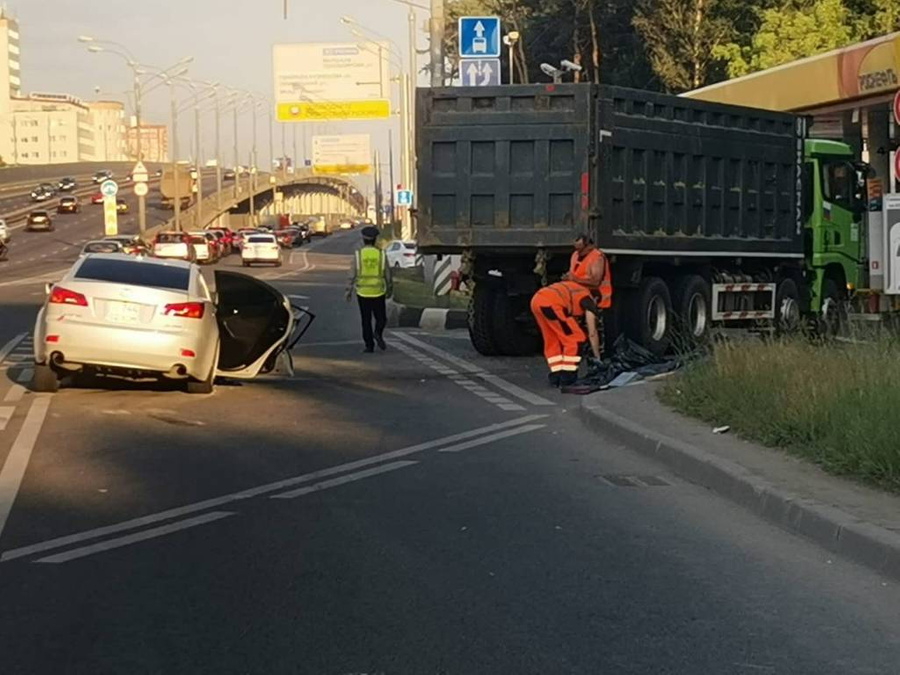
[468,285,500,356]
[491,292,541,356]
[776,278,802,335]
[673,275,712,348]
[626,277,673,357]
[818,278,847,338]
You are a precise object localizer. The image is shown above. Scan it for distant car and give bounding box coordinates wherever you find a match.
[90,192,104,205]
[385,240,418,269]
[31,254,297,394]
[309,216,328,237]
[58,177,77,191]
[104,235,148,256]
[234,228,259,251]
[0,219,10,244]
[207,229,231,256]
[80,240,124,257]
[242,233,282,267]
[153,231,197,262]
[116,199,129,213]
[274,229,297,249]
[339,220,354,230]
[39,182,58,195]
[57,196,80,214]
[188,232,216,264]
[223,169,236,181]
[26,211,54,232]
[92,170,113,184]
[31,187,52,202]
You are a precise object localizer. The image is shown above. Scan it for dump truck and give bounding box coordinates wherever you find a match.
[159,167,196,210]
[415,84,900,356]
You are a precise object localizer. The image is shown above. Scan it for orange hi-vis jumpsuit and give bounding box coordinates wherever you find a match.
[530,281,600,376]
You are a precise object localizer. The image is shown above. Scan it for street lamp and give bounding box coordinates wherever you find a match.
[83,38,192,236]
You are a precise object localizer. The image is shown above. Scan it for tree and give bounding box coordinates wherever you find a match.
[633,0,733,91]
[860,0,900,36]
[715,0,860,79]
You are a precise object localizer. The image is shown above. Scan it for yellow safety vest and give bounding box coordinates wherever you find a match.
[355,247,387,297]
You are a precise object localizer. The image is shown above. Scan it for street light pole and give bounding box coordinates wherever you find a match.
[232,96,240,201]
[170,80,182,232]
[132,68,148,236]
[249,98,258,225]
[269,105,277,218]
[215,88,223,217]
[193,87,204,230]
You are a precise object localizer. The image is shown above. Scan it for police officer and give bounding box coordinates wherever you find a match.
[347,226,393,353]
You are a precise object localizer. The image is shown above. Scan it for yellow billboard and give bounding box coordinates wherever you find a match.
[276,100,390,122]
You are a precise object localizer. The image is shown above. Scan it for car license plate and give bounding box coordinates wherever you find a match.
[106,301,141,324]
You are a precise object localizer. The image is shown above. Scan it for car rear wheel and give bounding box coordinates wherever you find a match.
[32,363,59,393]
[186,344,217,395]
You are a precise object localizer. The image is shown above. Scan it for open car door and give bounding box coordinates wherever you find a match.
[214,271,295,379]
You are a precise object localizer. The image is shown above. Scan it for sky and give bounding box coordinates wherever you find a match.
[11,0,424,188]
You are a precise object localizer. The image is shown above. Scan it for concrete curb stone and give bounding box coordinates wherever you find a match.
[579,393,900,582]
[386,299,467,331]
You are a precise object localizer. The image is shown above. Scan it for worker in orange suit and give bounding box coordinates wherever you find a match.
[562,234,613,362]
[530,280,603,388]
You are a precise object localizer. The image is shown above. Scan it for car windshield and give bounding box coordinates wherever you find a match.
[82,242,122,254]
[248,235,274,243]
[31,212,48,217]
[156,233,185,244]
[403,242,416,250]
[75,258,190,291]
[190,236,207,244]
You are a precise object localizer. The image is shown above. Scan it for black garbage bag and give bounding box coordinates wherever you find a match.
[562,335,685,394]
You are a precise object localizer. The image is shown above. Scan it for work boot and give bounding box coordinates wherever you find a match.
[548,372,561,388]
[376,335,387,351]
[363,345,375,354]
[559,371,578,387]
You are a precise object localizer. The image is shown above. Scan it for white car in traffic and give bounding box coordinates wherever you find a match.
[188,231,215,264]
[384,240,419,269]
[33,254,296,394]
[0,218,9,244]
[242,233,282,267]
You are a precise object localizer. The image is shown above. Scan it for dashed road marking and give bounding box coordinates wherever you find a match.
[271,460,419,500]
[3,385,26,404]
[0,407,13,432]
[0,333,26,363]
[15,368,33,384]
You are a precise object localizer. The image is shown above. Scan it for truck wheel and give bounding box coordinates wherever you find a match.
[468,286,500,356]
[673,275,711,347]
[776,278,802,335]
[32,363,60,393]
[491,292,541,356]
[626,277,673,357]
[818,278,846,338]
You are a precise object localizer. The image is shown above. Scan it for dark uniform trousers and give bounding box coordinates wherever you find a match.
[357,295,387,349]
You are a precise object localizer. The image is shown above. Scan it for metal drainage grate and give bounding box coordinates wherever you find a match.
[597,474,672,487]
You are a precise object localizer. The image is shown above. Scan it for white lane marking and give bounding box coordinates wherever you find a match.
[0,397,51,539]
[0,414,547,562]
[0,407,13,431]
[294,340,364,348]
[0,268,67,289]
[287,294,309,300]
[438,423,546,453]
[395,333,556,407]
[3,385,25,403]
[0,333,27,363]
[34,511,236,564]
[16,368,33,384]
[271,460,418,499]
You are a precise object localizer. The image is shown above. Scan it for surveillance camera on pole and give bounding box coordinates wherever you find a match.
[540,63,562,84]
[560,59,582,73]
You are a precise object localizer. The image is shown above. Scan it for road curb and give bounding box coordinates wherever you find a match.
[578,394,900,581]
[387,299,467,331]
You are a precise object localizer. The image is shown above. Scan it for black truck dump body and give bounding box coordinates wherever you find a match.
[416,84,804,258]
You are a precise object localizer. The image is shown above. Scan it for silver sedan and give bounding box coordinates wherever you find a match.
[33,254,296,394]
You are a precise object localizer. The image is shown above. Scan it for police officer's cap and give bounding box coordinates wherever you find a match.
[361,226,380,240]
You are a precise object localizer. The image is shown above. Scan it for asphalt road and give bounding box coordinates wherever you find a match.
[1,231,900,674]
[0,173,220,287]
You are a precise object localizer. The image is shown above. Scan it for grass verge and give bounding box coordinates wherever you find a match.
[391,268,469,310]
[659,338,900,492]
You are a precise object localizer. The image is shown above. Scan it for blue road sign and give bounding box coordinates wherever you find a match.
[396,189,413,206]
[461,58,501,87]
[459,16,501,59]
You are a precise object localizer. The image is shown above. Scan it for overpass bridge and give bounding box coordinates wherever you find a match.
[158,170,368,232]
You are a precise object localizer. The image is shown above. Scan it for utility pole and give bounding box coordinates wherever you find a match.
[133,68,147,237]
[388,128,396,235]
[194,88,204,230]
[214,89,222,217]
[269,107,277,217]
[374,148,383,228]
[429,0,444,87]
[232,99,240,201]
[170,81,182,232]
[249,100,257,225]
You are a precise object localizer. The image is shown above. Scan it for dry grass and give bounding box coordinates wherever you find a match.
[659,338,900,491]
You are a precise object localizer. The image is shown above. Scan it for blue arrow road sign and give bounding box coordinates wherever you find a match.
[459,16,501,59]
[396,190,413,207]
[461,58,501,87]
[100,180,118,198]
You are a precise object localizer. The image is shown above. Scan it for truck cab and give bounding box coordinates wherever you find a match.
[803,139,871,327]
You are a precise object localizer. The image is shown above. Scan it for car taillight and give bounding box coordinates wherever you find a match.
[164,302,205,319]
[49,287,88,307]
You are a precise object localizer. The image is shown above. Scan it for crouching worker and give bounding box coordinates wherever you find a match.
[530,280,602,388]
